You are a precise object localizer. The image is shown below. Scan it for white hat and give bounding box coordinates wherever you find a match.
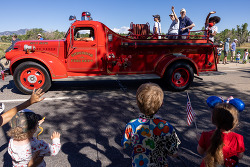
[180,8,186,13]
[38,34,42,36]
[234,39,238,41]
[169,12,174,16]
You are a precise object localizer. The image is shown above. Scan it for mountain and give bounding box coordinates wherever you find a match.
[0,29,29,36]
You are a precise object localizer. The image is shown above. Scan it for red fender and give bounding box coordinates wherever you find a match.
[155,55,199,77]
[9,52,67,79]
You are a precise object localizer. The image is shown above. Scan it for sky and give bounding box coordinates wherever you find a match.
[0,0,249,34]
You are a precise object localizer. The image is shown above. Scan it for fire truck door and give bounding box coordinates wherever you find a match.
[67,27,98,72]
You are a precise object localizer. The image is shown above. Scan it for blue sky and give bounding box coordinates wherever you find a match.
[0,0,249,34]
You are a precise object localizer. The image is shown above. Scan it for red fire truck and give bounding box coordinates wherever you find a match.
[5,12,218,94]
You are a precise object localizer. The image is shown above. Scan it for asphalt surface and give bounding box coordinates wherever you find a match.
[0,61,250,167]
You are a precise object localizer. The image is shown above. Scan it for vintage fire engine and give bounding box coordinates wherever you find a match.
[5,12,218,94]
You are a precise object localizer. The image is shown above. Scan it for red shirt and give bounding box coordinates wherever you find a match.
[198,130,245,167]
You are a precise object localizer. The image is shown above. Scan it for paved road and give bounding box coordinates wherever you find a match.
[0,62,250,166]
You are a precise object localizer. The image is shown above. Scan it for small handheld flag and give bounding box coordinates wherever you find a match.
[186,92,195,126]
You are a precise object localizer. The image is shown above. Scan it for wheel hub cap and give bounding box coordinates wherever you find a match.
[172,67,190,87]
[174,73,181,80]
[27,75,37,83]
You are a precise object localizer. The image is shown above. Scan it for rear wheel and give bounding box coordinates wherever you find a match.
[13,61,51,94]
[164,62,194,91]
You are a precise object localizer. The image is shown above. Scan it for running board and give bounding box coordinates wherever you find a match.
[53,74,161,81]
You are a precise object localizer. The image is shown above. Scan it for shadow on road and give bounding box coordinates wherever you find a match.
[0,77,249,166]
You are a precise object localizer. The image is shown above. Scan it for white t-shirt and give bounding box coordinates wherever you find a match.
[168,19,179,34]
[153,22,161,34]
[217,47,223,54]
[244,52,249,60]
[236,53,241,59]
[205,25,218,42]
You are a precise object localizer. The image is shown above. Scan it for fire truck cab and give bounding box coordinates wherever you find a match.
[5,12,218,94]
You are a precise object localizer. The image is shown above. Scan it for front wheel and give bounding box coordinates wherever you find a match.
[13,62,51,94]
[164,62,194,91]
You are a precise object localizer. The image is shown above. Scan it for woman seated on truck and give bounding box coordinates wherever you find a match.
[204,11,220,42]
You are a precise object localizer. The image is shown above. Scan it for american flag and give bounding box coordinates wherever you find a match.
[187,93,195,126]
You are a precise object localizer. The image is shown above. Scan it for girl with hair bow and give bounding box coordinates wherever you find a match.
[197,96,245,167]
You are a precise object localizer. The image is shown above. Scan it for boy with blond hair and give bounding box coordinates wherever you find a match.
[121,83,180,167]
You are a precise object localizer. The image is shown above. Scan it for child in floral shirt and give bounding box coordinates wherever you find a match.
[121,83,180,167]
[7,109,61,167]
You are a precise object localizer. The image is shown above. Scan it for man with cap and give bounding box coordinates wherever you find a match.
[168,6,179,39]
[178,8,195,39]
[37,34,43,40]
[230,39,238,62]
[152,14,161,39]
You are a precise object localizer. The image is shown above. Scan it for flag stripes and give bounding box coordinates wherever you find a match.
[187,93,195,125]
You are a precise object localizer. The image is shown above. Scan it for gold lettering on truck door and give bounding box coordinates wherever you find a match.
[71,51,93,57]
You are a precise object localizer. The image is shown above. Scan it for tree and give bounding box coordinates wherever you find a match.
[23,28,45,40]
[215,23,249,44]
[44,30,65,40]
[215,29,230,42]
[1,36,7,42]
[234,23,248,46]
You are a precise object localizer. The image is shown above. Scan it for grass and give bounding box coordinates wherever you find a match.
[0,42,11,58]
[239,43,250,48]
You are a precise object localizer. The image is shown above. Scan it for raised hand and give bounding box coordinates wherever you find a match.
[51,131,61,140]
[30,88,45,104]
[171,6,175,11]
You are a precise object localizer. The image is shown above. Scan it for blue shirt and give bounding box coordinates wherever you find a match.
[224,42,230,52]
[178,16,193,35]
[39,37,44,40]
[231,42,236,51]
